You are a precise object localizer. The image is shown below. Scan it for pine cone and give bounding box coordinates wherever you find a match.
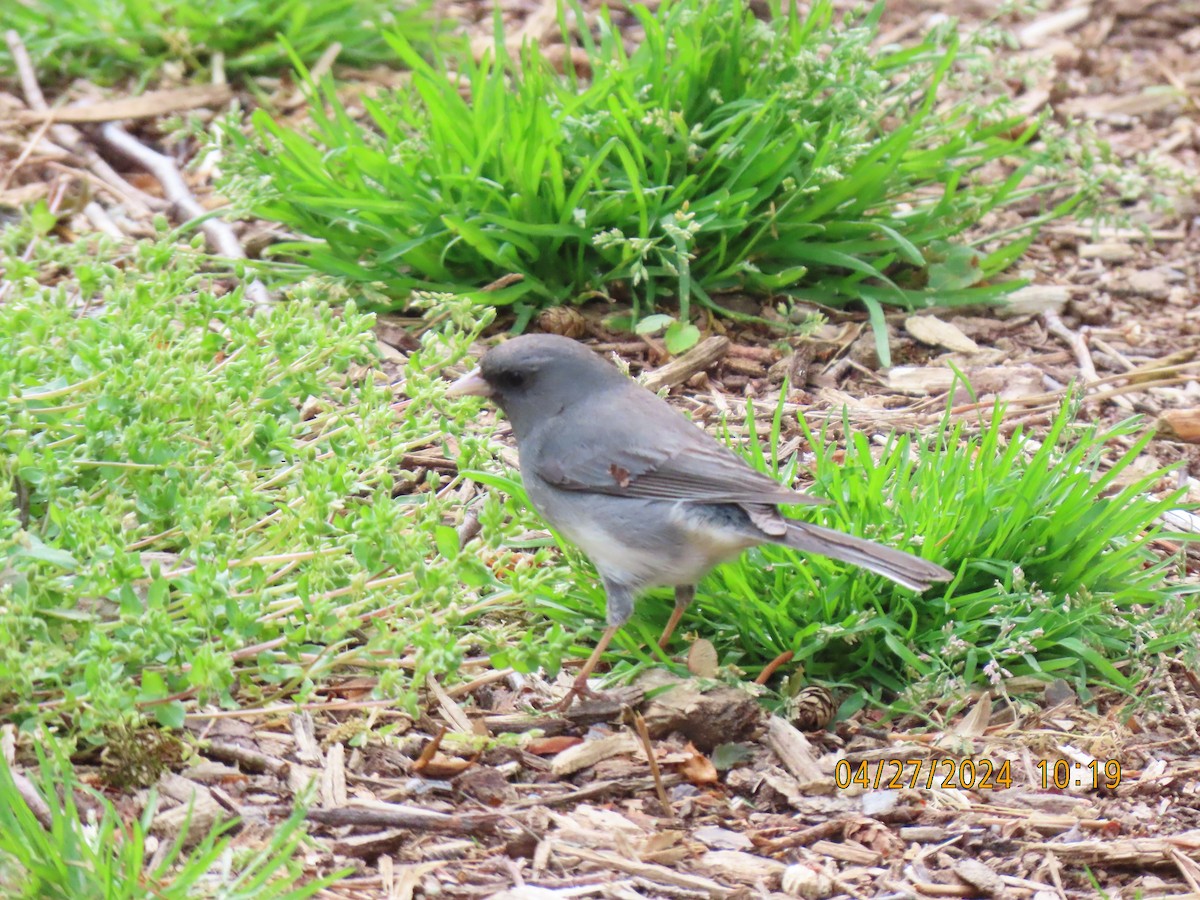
[791,685,836,731]
[536,306,587,339]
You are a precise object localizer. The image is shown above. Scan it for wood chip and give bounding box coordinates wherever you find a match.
[887,365,1044,399]
[484,712,569,736]
[1122,270,1170,299]
[1160,509,1200,534]
[809,839,881,865]
[320,742,348,807]
[1023,830,1200,865]
[331,828,409,858]
[686,639,719,678]
[202,740,289,778]
[1018,5,1092,46]
[291,712,322,765]
[452,765,516,807]
[999,285,1069,316]
[887,366,956,394]
[288,763,320,795]
[550,732,640,776]
[904,315,981,354]
[782,862,836,899]
[696,849,786,887]
[489,888,565,900]
[953,858,1005,896]
[426,673,478,735]
[1079,241,1137,262]
[554,845,739,897]
[1050,224,1187,242]
[151,774,224,846]
[763,715,826,791]
[694,826,754,851]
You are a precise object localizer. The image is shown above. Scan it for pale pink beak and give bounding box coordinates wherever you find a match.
[445,368,492,398]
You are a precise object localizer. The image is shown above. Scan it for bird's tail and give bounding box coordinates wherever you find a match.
[779,521,952,592]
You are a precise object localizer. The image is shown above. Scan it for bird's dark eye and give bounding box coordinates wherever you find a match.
[496,370,527,390]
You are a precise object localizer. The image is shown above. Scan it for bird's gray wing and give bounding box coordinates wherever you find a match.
[532,388,826,508]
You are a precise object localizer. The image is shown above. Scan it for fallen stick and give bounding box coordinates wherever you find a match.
[15,85,233,125]
[5,29,161,218]
[307,803,500,834]
[1043,310,1133,411]
[100,122,271,310]
[641,336,731,392]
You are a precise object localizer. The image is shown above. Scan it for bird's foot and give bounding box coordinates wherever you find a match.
[552,674,600,712]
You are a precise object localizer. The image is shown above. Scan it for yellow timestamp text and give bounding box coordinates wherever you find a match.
[834,758,1014,791]
[833,757,1125,791]
[1037,758,1123,791]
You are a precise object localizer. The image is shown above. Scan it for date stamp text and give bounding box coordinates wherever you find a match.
[834,758,1123,791]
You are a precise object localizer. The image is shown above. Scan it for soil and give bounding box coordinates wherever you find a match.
[2,0,1200,897]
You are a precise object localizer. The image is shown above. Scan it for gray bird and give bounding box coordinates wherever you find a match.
[447,334,952,707]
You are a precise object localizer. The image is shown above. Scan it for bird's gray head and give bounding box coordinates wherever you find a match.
[446,334,627,437]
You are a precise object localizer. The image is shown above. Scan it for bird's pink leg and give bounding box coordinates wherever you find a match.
[656,585,695,650]
[555,624,620,711]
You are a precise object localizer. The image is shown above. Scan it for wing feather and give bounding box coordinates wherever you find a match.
[532,388,825,508]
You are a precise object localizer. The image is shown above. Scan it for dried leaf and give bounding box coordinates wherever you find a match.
[954,692,992,738]
[843,816,904,857]
[419,754,474,778]
[526,735,583,755]
[679,743,719,785]
[1157,409,1200,443]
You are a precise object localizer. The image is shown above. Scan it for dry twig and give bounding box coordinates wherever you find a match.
[100,122,272,311]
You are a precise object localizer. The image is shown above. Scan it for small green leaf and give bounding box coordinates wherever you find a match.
[711,742,753,771]
[153,701,186,729]
[17,535,78,571]
[926,241,984,292]
[435,524,460,559]
[664,321,700,354]
[635,313,675,335]
[140,670,167,700]
[29,199,58,236]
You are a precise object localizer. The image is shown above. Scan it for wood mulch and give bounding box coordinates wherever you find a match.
[2,0,1200,897]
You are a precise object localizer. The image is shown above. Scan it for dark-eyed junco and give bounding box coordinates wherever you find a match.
[448,335,952,707]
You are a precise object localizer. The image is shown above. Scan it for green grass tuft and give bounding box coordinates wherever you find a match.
[1,0,437,83]
[0,749,342,898]
[221,0,1084,341]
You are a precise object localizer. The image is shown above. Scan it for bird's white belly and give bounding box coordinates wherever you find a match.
[557,502,756,588]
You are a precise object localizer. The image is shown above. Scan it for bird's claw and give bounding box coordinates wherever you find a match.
[553,675,600,712]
